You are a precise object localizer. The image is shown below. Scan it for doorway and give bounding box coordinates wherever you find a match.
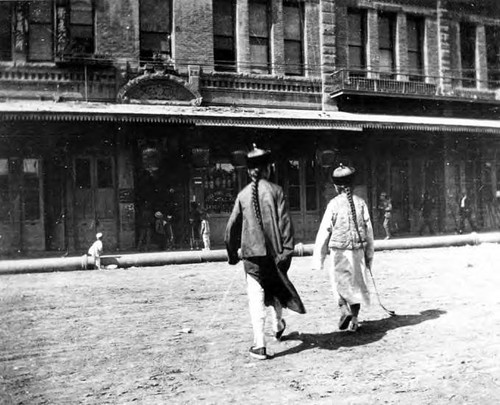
[73,156,117,251]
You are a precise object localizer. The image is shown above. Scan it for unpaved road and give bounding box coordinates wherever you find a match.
[1,244,500,404]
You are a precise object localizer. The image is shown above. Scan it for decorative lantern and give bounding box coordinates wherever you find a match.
[316,149,337,168]
[231,150,247,168]
[142,147,160,174]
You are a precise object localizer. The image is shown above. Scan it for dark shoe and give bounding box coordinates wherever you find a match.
[338,303,352,330]
[275,319,286,341]
[249,346,268,360]
[338,313,352,330]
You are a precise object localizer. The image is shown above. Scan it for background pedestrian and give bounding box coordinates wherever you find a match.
[378,192,392,239]
[458,190,477,234]
[419,191,435,236]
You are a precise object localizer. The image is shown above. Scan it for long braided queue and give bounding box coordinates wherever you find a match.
[345,186,396,317]
[250,168,263,227]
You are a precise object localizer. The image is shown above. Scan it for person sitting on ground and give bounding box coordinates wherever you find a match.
[88,233,104,270]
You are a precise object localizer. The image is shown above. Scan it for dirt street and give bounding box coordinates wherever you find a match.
[1,244,500,404]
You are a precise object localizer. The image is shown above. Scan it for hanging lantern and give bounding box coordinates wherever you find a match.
[142,146,160,174]
[231,150,247,168]
[316,149,337,168]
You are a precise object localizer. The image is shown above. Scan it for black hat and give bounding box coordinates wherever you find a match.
[332,163,356,186]
[247,144,271,169]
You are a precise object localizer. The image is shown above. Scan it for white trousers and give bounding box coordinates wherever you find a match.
[246,274,283,348]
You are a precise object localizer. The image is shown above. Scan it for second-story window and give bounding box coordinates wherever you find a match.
[249,0,270,74]
[379,12,396,78]
[460,22,476,88]
[407,16,424,81]
[140,0,172,63]
[284,1,304,76]
[67,0,94,55]
[486,25,500,88]
[0,3,12,61]
[347,8,366,74]
[213,0,236,72]
[28,1,54,61]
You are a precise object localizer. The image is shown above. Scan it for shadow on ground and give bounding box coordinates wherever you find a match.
[274,309,446,358]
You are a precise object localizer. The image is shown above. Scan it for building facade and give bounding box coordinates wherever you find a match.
[0,0,499,257]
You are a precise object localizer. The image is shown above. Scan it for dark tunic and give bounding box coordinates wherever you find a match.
[225,179,306,314]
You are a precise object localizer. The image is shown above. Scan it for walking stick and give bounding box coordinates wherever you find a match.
[366,265,396,317]
[353,211,396,317]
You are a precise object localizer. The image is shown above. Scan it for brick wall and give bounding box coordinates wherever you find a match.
[173,0,214,74]
[96,0,138,63]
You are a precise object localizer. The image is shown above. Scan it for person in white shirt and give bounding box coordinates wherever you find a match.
[88,233,104,269]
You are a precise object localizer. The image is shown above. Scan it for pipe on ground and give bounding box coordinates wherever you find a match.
[0,232,499,275]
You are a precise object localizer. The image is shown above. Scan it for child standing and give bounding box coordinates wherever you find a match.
[200,211,211,250]
[312,164,374,332]
[88,232,104,270]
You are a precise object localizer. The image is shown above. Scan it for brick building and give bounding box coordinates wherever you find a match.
[0,0,499,256]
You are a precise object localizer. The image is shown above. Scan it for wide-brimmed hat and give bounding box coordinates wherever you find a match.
[96,232,103,239]
[154,211,164,219]
[247,144,271,169]
[332,163,356,186]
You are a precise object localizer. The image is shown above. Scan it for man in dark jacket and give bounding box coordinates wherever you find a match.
[225,145,305,360]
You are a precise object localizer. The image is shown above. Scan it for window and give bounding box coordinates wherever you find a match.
[214,0,236,72]
[75,158,91,189]
[249,0,270,74]
[486,25,500,88]
[305,159,317,211]
[58,0,94,56]
[407,16,424,81]
[0,3,12,61]
[347,9,366,73]
[379,12,396,77]
[460,22,476,88]
[28,1,54,61]
[287,159,300,211]
[284,1,304,76]
[140,0,172,62]
[97,158,113,188]
[23,159,41,221]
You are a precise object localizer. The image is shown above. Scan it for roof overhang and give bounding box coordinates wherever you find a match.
[1,101,500,134]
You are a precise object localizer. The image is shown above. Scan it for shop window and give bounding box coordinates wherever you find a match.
[140,0,172,63]
[486,25,500,88]
[203,163,238,214]
[23,159,41,221]
[0,3,12,61]
[97,158,113,188]
[347,9,366,74]
[249,0,270,74]
[407,16,424,81]
[28,1,54,61]
[214,0,236,72]
[284,1,304,76]
[460,22,476,88]
[0,159,8,221]
[379,12,396,78]
[75,158,91,189]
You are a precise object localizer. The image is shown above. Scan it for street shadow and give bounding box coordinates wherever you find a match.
[274,309,446,358]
